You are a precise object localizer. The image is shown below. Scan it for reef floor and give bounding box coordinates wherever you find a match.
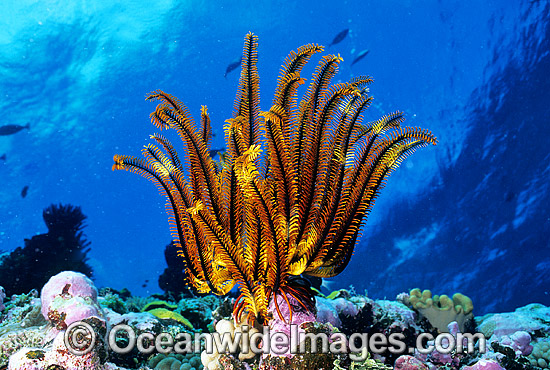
[0,272,548,370]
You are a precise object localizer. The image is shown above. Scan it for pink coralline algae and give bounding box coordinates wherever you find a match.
[316,295,371,329]
[414,321,468,366]
[40,271,104,339]
[269,292,316,326]
[495,330,533,357]
[266,293,317,357]
[8,321,106,370]
[462,359,506,370]
[394,355,429,370]
[40,271,99,319]
[7,271,110,370]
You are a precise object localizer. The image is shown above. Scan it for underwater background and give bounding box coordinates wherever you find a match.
[0,0,548,316]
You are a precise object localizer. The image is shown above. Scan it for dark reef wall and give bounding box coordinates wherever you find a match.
[0,204,93,295]
[158,241,192,298]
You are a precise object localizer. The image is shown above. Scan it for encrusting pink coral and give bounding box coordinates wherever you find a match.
[8,271,110,370]
[495,330,533,357]
[40,271,104,340]
[40,271,99,318]
[394,355,429,370]
[267,294,317,357]
[463,359,506,370]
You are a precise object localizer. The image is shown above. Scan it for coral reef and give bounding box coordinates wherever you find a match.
[316,295,367,329]
[413,321,468,367]
[0,274,548,370]
[0,288,47,367]
[2,271,203,370]
[0,204,93,296]
[6,271,108,369]
[0,326,44,368]
[494,331,533,357]
[149,353,203,370]
[259,321,342,370]
[200,295,338,369]
[1,294,46,335]
[40,271,103,340]
[476,303,550,338]
[393,355,429,370]
[529,338,550,368]
[8,316,108,370]
[462,359,506,370]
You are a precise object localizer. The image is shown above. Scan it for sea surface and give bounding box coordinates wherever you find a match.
[0,0,548,315]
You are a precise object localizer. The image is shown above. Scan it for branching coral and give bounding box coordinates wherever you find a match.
[113,32,436,325]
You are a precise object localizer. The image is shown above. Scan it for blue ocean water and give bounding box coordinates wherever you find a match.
[0,0,548,315]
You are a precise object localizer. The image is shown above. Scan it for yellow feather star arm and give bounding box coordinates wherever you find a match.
[291,54,344,246]
[234,32,261,149]
[143,144,234,293]
[290,94,374,270]
[200,105,212,149]
[307,129,437,273]
[112,153,212,292]
[151,98,226,229]
[233,145,290,294]
[297,83,362,240]
[260,107,296,230]
[274,43,323,138]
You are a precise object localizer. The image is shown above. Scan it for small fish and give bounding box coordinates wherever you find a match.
[0,154,6,161]
[224,57,242,78]
[328,29,349,48]
[351,49,369,66]
[0,122,30,136]
[21,185,29,198]
[209,148,226,158]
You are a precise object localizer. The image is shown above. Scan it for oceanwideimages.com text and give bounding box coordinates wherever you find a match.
[65,321,487,360]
